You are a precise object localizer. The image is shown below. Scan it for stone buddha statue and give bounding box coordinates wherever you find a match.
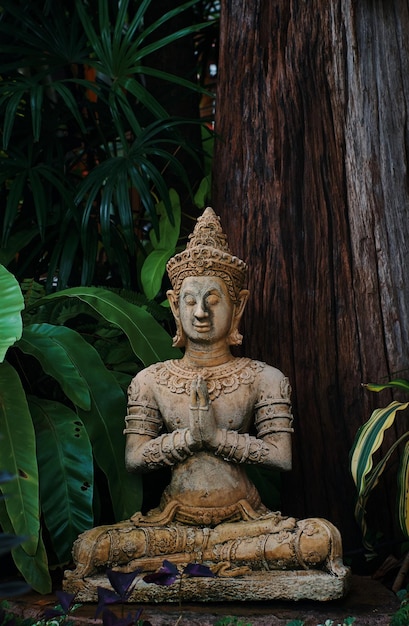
[64,208,350,601]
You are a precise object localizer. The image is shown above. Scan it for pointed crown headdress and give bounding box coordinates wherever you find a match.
[166,207,247,303]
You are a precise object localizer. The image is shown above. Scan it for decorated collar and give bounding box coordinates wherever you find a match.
[152,358,265,401]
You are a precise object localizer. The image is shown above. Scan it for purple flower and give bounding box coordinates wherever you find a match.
[95,568,140,617]
[183,563,215,578]
[142,560,215,587]
[142,560,179,586]
[43,590,77,620]
[107,569,141,597]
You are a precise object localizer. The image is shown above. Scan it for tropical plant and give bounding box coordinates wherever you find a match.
[0,0,213,291]
[0,264,181,593]
[0,471,31,600]
[350,378,409,558]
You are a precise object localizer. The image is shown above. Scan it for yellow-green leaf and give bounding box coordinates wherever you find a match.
[397,440,409,540]
[350,401,409,493]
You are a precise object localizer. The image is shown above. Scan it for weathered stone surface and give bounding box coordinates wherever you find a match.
[64,569,351,603]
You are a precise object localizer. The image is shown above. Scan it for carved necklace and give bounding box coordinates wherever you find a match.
[152,357,265,401]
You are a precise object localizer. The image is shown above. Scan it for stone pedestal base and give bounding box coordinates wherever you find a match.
[64,568,351,603]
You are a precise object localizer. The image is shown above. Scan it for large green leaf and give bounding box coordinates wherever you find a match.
[141,190,181,299]
[350,400,409,494]
[149,189,181,250]
[31,288,179,365]
[0,502,51,594]
[20,325,141,520]
[29,397,94,564]
[75,367,142,521]
[0,265,24,362]
[0,362,39,556]
[16,324,92,411]
[141,249,175,301]
[18,320,140,519]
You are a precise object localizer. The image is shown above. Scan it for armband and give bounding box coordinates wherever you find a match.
[213,429,270,464]
[254,399,294,437]
[142,429,195,470]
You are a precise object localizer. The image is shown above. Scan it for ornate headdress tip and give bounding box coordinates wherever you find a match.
[166,207,247,302]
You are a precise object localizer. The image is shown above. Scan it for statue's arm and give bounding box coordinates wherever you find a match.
[124,370,198,473]
[200,369,294,471]
[125,430,197,473]
[208,428,292,471]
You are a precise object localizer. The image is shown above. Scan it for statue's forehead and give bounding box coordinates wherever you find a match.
[180,275,228,295]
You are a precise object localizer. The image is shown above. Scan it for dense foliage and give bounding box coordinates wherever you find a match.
[0,263,181,592]
[0,0,219,594]
[0,0,212,291]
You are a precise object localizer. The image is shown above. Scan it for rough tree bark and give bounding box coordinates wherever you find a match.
[213,0,409,557]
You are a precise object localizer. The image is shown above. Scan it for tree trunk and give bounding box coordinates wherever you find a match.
[213,0,409,559]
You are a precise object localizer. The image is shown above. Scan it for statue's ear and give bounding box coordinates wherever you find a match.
[166,289,185,348]
[235,289,249,320]
[166,289,179,319]
[228,289,249,346]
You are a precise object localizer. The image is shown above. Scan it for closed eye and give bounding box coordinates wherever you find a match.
[206,294,220,306]
[184,295,196,306]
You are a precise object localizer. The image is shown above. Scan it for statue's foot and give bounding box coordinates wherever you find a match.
[296,518,348,576]
[211,561,251,577]
[65,522,151,580]
[64,526,114,580]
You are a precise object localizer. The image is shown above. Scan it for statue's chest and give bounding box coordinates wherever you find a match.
[151,358,265,432]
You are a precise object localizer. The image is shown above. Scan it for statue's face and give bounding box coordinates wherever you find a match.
[178,276,234,344]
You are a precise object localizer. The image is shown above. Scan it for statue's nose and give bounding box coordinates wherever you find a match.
[194,300,209,319]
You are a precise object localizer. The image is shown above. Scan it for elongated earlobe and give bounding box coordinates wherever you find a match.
[228,289,249,346]
[166,289,186,348]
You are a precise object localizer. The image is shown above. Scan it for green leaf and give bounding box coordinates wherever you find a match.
[141,248,175,300]
[29,396,94,563]
[0,502,51,594]
[0,227,40,266]
[31,287,179,365]
[30,83,43,143]
[397,439,409,540]
[70,353,141,521]
[28,168,47,240]
[0,362,40,556]
[3,90,24,150]
[16,324,92,411]
[57,226,80,290]
[350,400,409,494]
[20,317,139,521]
[13,320,139,519]
[3,171,27,244]
[0,265,24,362]
[364,379,409,394]
[354,432,409,552]
[52,82,86,132]
[138,66,212,97]
[194,175,211,209]
[149,189,181,251]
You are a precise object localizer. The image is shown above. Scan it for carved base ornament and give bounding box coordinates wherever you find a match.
[63,208,350,601]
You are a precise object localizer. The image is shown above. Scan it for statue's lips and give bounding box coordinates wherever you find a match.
[193,323,211,332]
